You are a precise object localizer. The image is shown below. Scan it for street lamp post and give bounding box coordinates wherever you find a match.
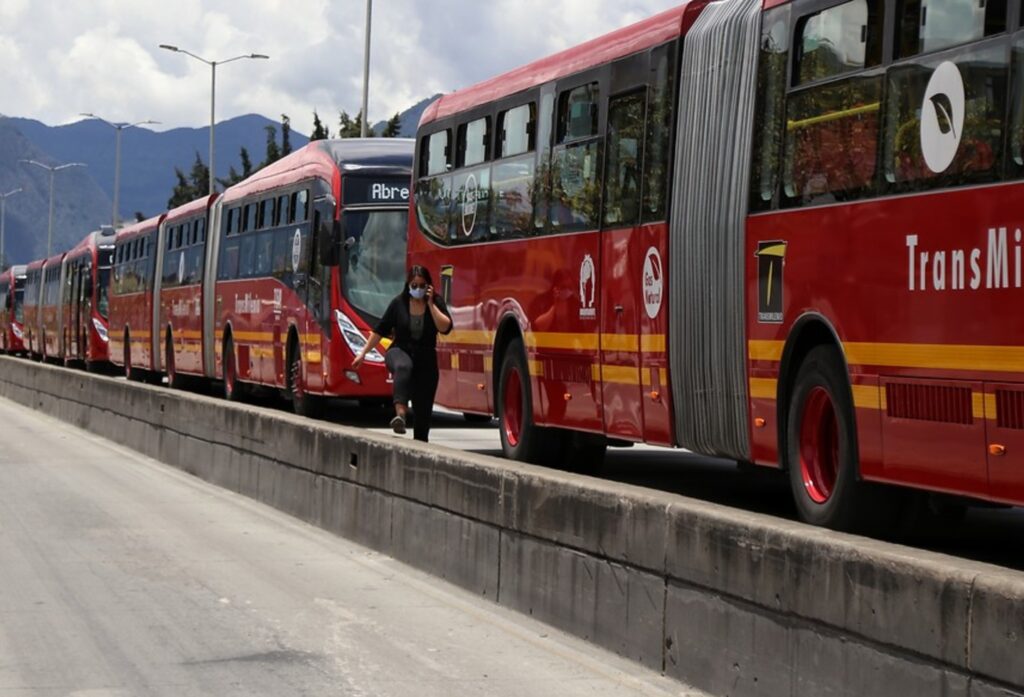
[80,114,159,228]
[19,160,86,257]
[0,188,22,270]
[361,0,372,138]
[159,45,269,196]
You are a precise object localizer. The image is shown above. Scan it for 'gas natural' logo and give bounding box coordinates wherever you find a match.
[920,61,965,174]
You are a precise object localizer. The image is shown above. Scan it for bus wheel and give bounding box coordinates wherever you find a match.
[786,345,873,531]
[223,335,246,401]
[124,338,139,382]
[498,338,556,464]
[166,334,181,390]
[288,338,324,419]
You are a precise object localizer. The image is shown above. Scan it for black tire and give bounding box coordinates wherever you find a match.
[462,412,493,423]
[497,338,560,464]
[288,336,324,418]
[124,337,142,382]
[222,334,246,401]
[785,344,888,531]
[166,333,184,390]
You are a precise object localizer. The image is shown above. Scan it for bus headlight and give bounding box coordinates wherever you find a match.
[334,310,384,363]
[92,317,109,342]
[11,323,23,340]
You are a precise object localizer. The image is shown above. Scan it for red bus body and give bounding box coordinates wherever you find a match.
[22,259,44,359]
[210,139,413,408]
[0,265,28,354]
[61,228,116,368]
[409,0,1024,525]
[158,195,216,384]
[38,253,66,363]
[109,215,164,378]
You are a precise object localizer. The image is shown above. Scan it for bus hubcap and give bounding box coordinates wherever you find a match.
[799,386,839,504]
[503,368,523,448]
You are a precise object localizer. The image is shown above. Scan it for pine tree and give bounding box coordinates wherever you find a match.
[311,110,330,140]
[134,212,145,222]
[338,110,358,138]
[216,147,256,189]
[382,112,402,138]
[240,147,253,178]
[281,114,292,156]
[168,168,194,208]
[189,151,209,196]
[263,125,281,167]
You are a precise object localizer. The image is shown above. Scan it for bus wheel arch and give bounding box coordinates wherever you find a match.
[222,326,244,401]
[287,326,323,418]
[491,315,525,411]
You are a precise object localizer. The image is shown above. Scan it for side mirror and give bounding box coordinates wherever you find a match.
[343,236,356,250]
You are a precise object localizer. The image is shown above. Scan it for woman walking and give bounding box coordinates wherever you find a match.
[351,265,453,442]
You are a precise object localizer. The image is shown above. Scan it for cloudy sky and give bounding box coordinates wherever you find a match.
[0,0,679,136]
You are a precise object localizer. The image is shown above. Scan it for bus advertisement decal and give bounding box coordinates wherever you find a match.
[756,241,787,324]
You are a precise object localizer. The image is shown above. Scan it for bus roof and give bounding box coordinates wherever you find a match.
[420,2,704,125]
[115,214,164,242]
[66,227,117,258]
[10,265,26,277]
[166,193,218,224]
[222,138,414,203]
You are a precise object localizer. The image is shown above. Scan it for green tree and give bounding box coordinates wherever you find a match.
[189,151,209,197]
[281,114,292,156]
[240,147,253,178]
[168,151,209,208]
[263,124,281,167]
[134,211,145,222]
[311,110,330,140]
[339,110,373,138]
[381,112,402,138]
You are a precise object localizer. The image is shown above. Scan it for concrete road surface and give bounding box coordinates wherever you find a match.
[0,397,705,697]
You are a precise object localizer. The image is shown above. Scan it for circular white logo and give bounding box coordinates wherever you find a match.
[291,229,302,273]
[642,247,663,319]
[920,61,965,174]
[461,173,478,237]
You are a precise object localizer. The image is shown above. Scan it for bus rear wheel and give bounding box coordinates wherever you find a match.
[288,337,324,418]
[222,335,245,402]
[498,338,557,465]
[786,345,875,531]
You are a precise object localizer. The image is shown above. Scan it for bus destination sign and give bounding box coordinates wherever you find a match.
[344,177,411,206]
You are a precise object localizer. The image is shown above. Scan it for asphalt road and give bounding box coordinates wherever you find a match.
[0,398,706,697]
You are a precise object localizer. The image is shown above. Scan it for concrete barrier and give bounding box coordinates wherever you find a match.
[1,355,1021,697]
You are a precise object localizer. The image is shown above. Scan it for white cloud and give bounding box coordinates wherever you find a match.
[0,0,680,135]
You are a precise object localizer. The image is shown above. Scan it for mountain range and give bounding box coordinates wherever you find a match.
[0,94,439,265]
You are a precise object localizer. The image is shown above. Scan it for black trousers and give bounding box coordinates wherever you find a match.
[385,347,439,442]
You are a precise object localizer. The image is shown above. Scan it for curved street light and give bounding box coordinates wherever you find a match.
[80,113,160,228]
[19,160,87,257]
[159,45,269,196]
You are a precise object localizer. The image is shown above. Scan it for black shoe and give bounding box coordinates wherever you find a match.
[390,415,406,434]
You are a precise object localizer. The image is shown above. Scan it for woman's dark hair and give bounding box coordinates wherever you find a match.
[406,265,433,290]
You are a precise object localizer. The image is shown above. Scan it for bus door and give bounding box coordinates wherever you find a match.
[300,193,334,392]
[598,80,648,440]
[70,260,83,359]
[80,258,93,359]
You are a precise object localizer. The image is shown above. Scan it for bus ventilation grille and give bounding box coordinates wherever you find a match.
[885,382,973,425]
[996,389,1024,430]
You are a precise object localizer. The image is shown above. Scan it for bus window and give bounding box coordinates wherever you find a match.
[244,204,257,232]
[883,44,1007,190]
[796,0,882,85]
[254,231,274,276]
[603,90,646,228]
[272,229,291,279]
[424,130,451,176]
[749,12,788,213]
[219,239,240,280]
[238,233,257,278]
[498,103,534,157]
[551,84,601,231]
[642,43,677,222]
[896,0,1006,58]
[343,208,409,319]
[457,118,490,168]
[293,190,309,223]
[276,194,289,226]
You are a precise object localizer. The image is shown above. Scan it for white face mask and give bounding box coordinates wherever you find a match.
[409,287,426,300]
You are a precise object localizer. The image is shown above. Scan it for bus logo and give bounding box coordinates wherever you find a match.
[642,247,663,319]
[756,241,787,324]
[579,254,596,319]
[462,174,478,237]
[291,230,302,273]
[921,61,965,174]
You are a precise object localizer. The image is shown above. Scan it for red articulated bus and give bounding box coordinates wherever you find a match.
[109,215,164,381]
[22,259,44,360]
[409,0,1024,530]
[211,138,413,415]
[0,265,28,355]
[37,252,67,363]
[61,228,116,371]
[158,195,215,389]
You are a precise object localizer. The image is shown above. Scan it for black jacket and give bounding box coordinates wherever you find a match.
[374,293,453,355]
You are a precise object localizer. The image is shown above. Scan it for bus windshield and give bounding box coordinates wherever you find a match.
[342,208,408,321]
[97,267,111,319]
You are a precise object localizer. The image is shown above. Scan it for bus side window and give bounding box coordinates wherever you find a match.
[550,84,602,232]
[749,10,789,212]
[276,194,289,227]
[603,89,646,228]
[493,103,537,238]
[783,0,883,206]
